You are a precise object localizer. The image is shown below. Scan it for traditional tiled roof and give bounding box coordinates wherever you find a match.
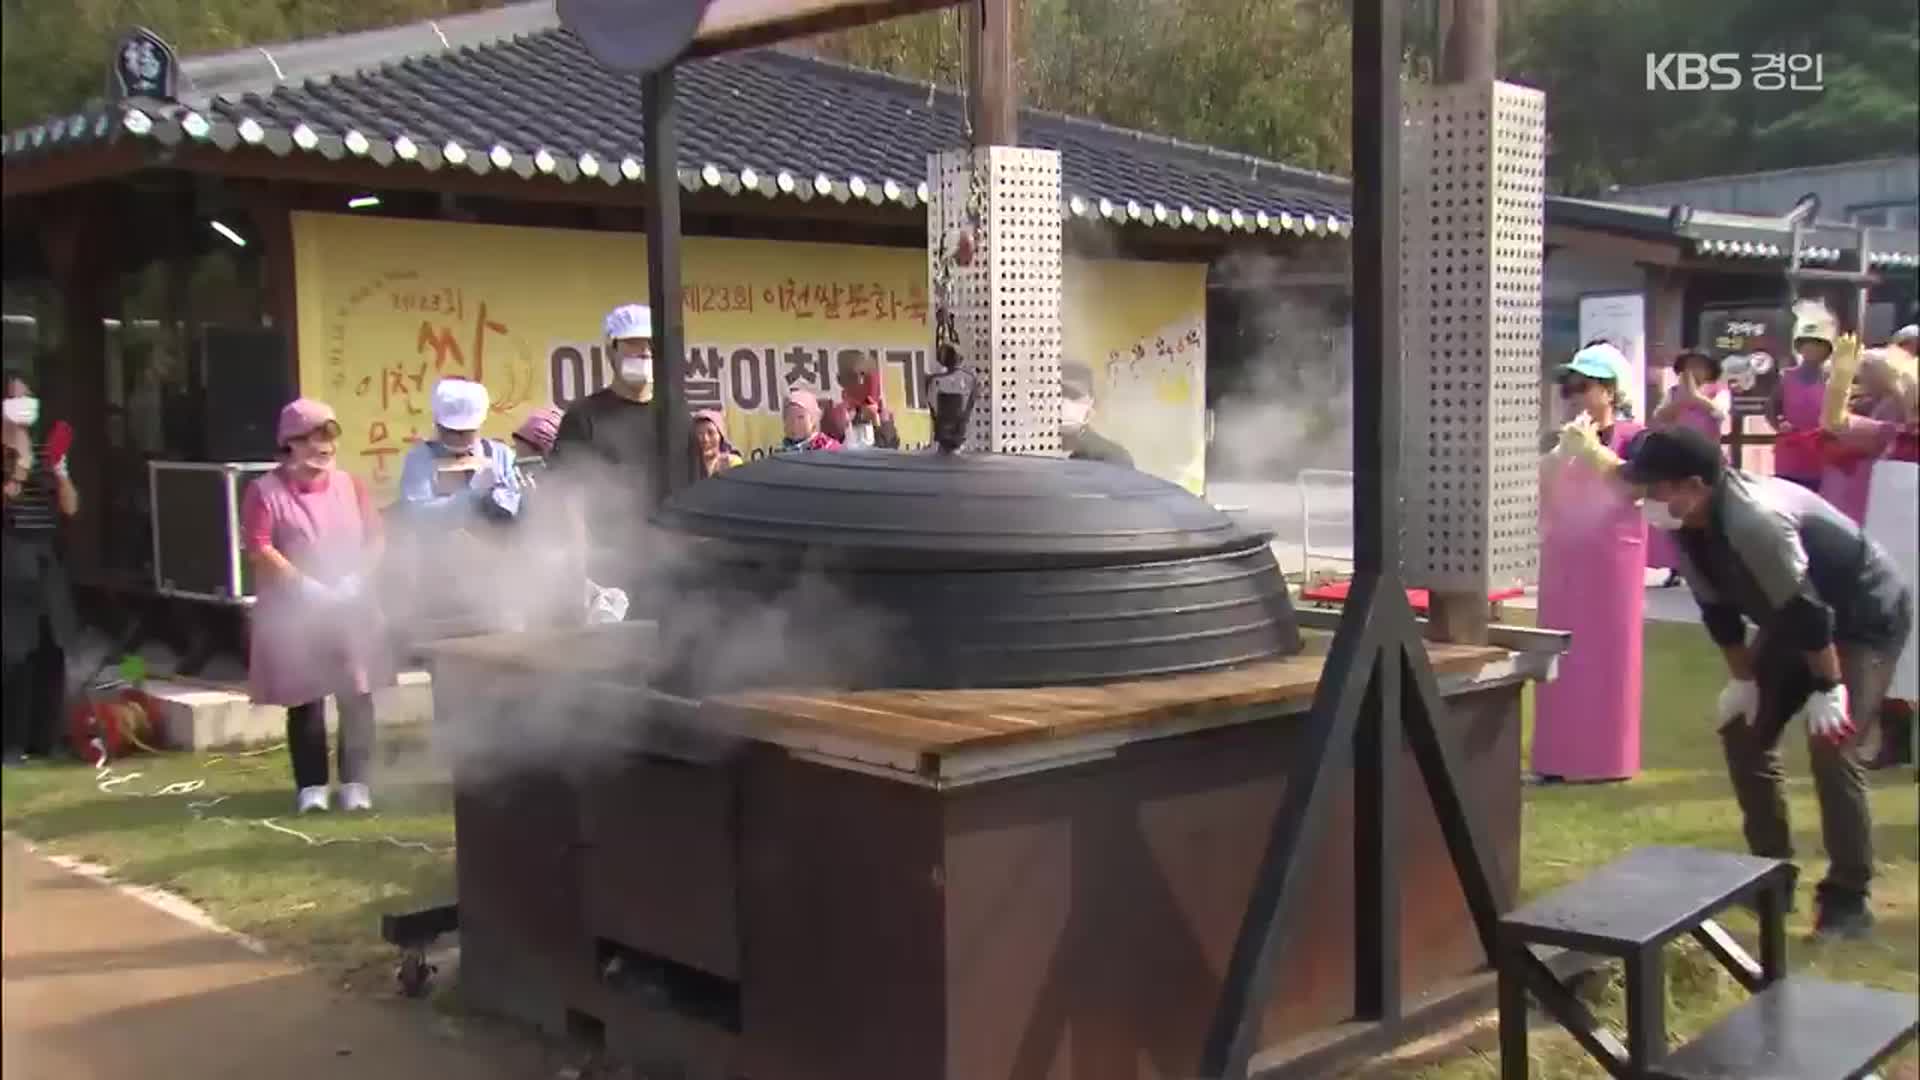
[4,5,1915,267]
[0,3,1351,238]
[1548,194,1919,268]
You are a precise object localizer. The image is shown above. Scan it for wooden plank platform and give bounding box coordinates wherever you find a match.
[423,625,1514,783]
[704,635,1508,760]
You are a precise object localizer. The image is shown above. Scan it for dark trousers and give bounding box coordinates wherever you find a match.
[286,694,374,789]
[2,616,65,757]
[1721,636,1902,904]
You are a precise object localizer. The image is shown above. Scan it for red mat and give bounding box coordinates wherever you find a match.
[1299,579,1525,614]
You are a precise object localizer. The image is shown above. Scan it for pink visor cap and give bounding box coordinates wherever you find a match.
[276,398,338,446]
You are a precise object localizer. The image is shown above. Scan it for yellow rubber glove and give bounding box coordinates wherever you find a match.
[1822,333,1863,432]
[1555,415,1623,472]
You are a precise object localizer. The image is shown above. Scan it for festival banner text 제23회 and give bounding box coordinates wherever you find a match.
[290,212,1206,496]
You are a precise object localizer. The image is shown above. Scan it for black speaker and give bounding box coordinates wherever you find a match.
[200,326,293,461]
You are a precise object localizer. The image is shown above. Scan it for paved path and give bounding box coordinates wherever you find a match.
[1,835,559,1080]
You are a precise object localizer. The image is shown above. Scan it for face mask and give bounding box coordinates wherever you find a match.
[3,396,39,427]
[618,356,653,385]
[1060,397,1092,434]
[1641,500,1686,531]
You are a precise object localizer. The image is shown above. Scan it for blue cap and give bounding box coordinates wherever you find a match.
[1558,341,1628,384]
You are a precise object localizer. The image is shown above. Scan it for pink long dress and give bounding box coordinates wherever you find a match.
[242,466,394,707]
[1772,368,1827,485]
[1647,384,1728,571]
[1534,420,1645,781]
[1818,399,1905,524]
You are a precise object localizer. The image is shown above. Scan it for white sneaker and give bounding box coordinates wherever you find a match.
[338,782,373,812]
[296,786,331,814]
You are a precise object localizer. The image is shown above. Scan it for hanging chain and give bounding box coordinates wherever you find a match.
[932,3,990,358]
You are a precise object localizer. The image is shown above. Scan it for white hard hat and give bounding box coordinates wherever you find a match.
[604,303,653,341]
[1790,299,1837,347]
[431,377,490,431]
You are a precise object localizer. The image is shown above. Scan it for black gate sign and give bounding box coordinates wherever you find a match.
[111,27,179,102]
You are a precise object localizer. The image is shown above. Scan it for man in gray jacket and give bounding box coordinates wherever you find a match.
[1625,426,1911,939]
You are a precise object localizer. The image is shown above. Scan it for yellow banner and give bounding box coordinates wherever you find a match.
[291,213,1205,495]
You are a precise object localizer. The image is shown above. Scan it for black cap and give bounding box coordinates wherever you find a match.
[1672,347,1723,382]
[1621,426,1724,487]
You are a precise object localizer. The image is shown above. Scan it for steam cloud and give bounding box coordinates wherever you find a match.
[385,456,900,785]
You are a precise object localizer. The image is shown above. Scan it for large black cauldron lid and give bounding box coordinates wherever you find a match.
[652,450,1272,571]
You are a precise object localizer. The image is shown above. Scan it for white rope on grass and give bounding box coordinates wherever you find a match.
[87,752,453,856]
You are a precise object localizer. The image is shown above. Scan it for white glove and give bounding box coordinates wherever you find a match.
[1795,684,1854,745]
[468,463,498,492]
[53,457,69,480]
[586,583,629,625]
[1715,678,1759,729]
[334,573,363,602]
[297,576,336,605]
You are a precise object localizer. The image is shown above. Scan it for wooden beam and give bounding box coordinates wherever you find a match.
[964,0,1017,146]
[687,0,962,57]
[1438,0,1496,82]
[1427,0,1499,647]
[2,142,150,199]
[1543,224,1682,268]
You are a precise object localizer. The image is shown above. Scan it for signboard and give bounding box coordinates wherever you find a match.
[290,213,1207,497]
[110,27,178,102]
[1697,306,1786,416]
[1576,291,1646,417]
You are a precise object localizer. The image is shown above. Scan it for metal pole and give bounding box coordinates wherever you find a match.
[1201,8,1405,1076]
[1352,3,1403,578]
[1351,0,1404,1033]
[643,67,690,502]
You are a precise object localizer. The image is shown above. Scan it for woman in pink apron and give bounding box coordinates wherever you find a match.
[1647,348,1730,580]
[1768,303,1836,491]
[241,398,394,814]
[1534,343,1645,782]
[1823,341,1920,768]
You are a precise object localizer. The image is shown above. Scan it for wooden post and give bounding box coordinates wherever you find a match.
[963,0,1017,146]
[1642,266,1685,419]
[1425,0,1497,646]
[39,194,115,580]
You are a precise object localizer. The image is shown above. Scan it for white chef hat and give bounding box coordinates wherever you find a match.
[604,303,653,341]
[431,377,490,431]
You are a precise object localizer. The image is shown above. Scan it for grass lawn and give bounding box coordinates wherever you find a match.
[1405,619,1919,1079]
[0,733,458,993]
[3,621,1915,1075]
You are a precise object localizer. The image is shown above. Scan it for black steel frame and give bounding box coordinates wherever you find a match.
[603,3,1509,1076]
[644,67,692,500]
[1199,3,1508,1076]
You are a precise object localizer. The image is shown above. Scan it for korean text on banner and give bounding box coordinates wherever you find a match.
[290,213,1207,496]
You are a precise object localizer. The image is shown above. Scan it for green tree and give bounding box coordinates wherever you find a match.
[1,0,493,129]
[809,0,1356,174]
[1505,0,1919,192]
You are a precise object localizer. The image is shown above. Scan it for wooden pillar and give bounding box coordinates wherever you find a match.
[40,194,117,580]
[237,184,303,393]
[963,0,1017,146]
[1425,0,1497,645]
[1438,0,1496,85]
[1642,265,1685,418]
